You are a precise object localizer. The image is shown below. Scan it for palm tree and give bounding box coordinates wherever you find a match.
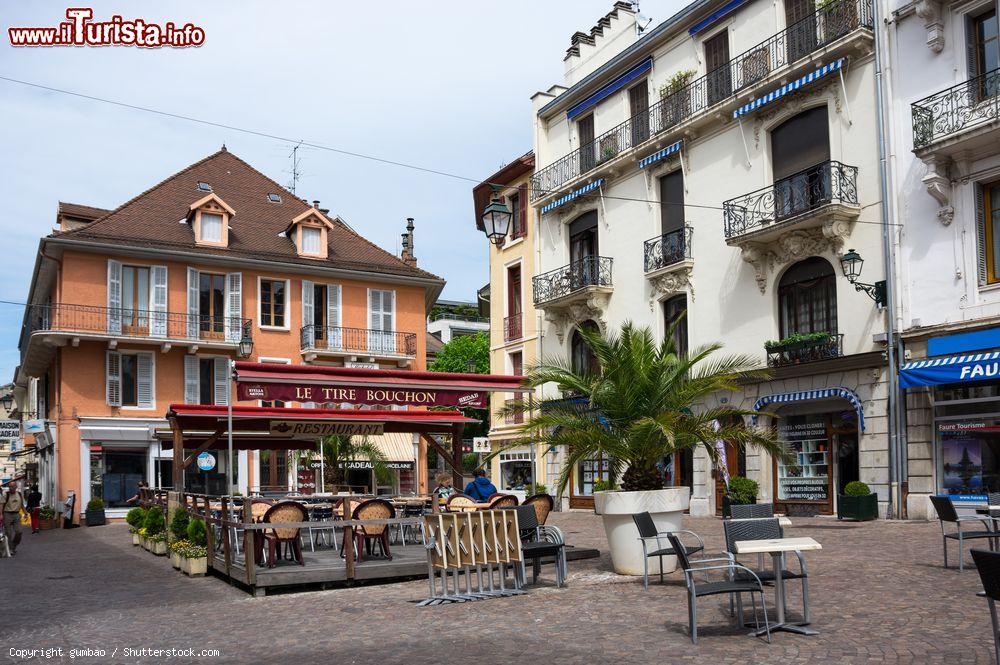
[297,435,390,490]
[496,320,789,496]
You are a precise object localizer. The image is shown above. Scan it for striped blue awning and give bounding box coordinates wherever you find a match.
[733,59,845,119]
[568,58,653,121]
[689,0,752,34]
[638,140,683,169]
[541,179,604,215]
[751,386,865,432]
[899,351,1000,389]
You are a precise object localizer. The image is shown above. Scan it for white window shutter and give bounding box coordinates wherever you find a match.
[106,350,122,407]
[136,353,154,409]
[150,266,168,338]
[183,354,200,405]
[327,284,342,350]
[107,260,122,335]
[225,272,242,342]
[214,358,229,406]
[186,268,200,339]
[302,280,314,348]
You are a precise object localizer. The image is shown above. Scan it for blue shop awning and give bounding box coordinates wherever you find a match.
[752,387,865,431]
[899,351,1000,389]
[733,59,845,119]
[568,58,653,121]
[638,140,683,169]
[541,179,604,214]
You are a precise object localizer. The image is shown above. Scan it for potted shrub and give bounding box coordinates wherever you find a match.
[494,321,787,576]
[722,476,759,518]
[85,497,106,526]
[38,505,56,531]
[125,507,146,545]
[147,531,168,556]
[182,518,209,576]
[659,69,696,129]
[168,508,190,569]
[838,480,878,521]
[143,505,167,555]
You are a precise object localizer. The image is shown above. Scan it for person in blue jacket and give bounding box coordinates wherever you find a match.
[464,468,498,502]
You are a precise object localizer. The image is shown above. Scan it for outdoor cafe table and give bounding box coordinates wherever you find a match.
[734,536,822,636]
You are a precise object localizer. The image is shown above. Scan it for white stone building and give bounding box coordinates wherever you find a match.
[529,0,893,516]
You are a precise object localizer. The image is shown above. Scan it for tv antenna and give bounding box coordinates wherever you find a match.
[286,141,304,195]
[633,2,653,35]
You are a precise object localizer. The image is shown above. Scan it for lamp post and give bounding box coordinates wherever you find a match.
[480,186,512,246]
[840,249,888,308]
[227,326,254,496]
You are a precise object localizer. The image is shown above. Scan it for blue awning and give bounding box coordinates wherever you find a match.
[899,351,1000,389]
[568,58,653,121]
[541,179,604,215]
[638,140,683,169]
[752,387,865,432]
[689,0,752,35]
[733,59,845,119]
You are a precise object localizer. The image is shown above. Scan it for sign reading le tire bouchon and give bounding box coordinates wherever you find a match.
[270,420,385,438]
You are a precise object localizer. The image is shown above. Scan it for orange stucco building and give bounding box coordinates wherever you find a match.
[15,149,443,521]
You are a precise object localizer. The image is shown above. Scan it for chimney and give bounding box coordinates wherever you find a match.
[401,217,417,266]
[312,199,321,209]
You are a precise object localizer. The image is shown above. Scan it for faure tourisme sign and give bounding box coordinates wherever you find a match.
[239,382,486,408]
[269,421,385,438]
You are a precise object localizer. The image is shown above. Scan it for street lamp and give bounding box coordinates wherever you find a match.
[237,324,254,359]
[839,248,887,308]
[0,393,13,411]
[480,186,512,246]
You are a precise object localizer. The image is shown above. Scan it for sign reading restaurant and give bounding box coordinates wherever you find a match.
[240,383,486,408]
[269,420,385,438]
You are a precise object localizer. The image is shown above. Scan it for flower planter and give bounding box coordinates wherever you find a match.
[838,493,878,521]
[131,532,141,546]
[149,539,168,556]
[39,517,54,531]
[181,556,208,577]
[141,537,150,551]
[593,487,690,576]
[85,508,106,526]
[170,550,182,569]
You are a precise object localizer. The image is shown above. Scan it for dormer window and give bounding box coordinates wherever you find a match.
[288,207,334,259]
[200,213,224,243]
[189,193,235,248]
[302,226,322,254]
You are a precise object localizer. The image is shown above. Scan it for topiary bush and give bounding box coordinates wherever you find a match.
[187,518,207,547]
[169,508,190,541]
[125,507,146,529]
[87,497,105,511]
[143,505,165,536]
[727,476,759,505]
[843,480,871,496]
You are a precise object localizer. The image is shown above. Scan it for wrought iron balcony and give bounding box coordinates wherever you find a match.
[644,226,693,273]
[911,68,1000,150]
[503,313,523,342]
[532,256,613,306]
[766,333,843,367]
[300,325,417,357]
[530,0,872,201]
[723,161,859,241]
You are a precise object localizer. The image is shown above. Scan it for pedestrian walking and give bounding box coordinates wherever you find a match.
[2,482,25,555]
[25,484,42,534]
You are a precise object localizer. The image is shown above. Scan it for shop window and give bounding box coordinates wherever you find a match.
[935,383,1000,500]
[260,279,287,328]
[778,257,837,337]
[90,448,146,508]
[499,451,533,491]
[260,450,288,491]
[576,454,610,497]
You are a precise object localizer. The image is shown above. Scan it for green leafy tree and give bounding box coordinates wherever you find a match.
[430,332,490,439]
[495,321,789,494]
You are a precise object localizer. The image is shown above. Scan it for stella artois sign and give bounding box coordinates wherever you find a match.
[269,420,384,438]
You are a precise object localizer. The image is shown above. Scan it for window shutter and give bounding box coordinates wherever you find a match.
[187,268,200,339]
[518,184,528,237]
[107,260,122,335]
[225,272,242,342]
[302,280,314,348]
[183,354,200,405]
[214,358,229,406]
[136,353,154,409]
[106,350,122,407]
[977,183,988,285]
[327,284,342,350]
[967,15,979,79]
[150,266,168,338]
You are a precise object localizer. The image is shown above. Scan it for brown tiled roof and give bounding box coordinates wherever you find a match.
[58,149,442,281]
[57,202,112,222]
[472,151,534,231]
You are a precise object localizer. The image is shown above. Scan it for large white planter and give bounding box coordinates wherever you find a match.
[593,487,690,576]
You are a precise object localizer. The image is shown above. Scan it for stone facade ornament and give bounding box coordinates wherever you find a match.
[647,266,694,309]
[921,159,953,226]
[914,0,945,53]
[738,225,852,294]
[544,291,611,343]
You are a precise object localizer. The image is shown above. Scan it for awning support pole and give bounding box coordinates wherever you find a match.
[838,67,853,125]
[738,116,752,168]
[227,360,234,496]
[451,424,465,490]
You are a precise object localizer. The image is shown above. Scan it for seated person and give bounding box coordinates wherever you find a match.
[432,473,455,500]
[464,469,498,502]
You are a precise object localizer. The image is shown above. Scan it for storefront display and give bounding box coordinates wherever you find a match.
[499,451,533,492]
[934,382,1000,503]
[777,415,830,503]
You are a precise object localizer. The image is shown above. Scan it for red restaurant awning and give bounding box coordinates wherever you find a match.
[232,362,528,408]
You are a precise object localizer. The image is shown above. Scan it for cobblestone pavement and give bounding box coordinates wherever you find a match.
[1,513,995,664]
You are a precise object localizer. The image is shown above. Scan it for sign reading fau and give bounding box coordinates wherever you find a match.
[239,382,486,408]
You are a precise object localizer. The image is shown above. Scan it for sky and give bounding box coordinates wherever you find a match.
[0,0,685,381]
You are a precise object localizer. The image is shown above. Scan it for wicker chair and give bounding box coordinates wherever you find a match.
[488,494,519,510]
[972,549,1000,664]
[524,493,554,525]
[446,493,477,512]
[729,503,774,519]
[348,498,396,561]
[249,499,273,565]
[930,495,997,571]
[261,501,307,568]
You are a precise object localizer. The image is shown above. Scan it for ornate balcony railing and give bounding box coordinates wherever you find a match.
[644,226,693,273]
[723,160,859,240]
[430,311,489,324]
[22,303,252,345]
[766,333,844,367]
[300,325,417,357]
[912,68,1000,149]
[504,398,525,425]
[530,0,872,201]
[532,256,613,305]
[503,313,523,342]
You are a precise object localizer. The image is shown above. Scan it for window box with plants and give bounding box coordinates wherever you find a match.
[658,70,695,131]
[143,505,168,555]
[838,481,878,521]
[126,507,146,545]
[180,518,208,576]
[38,505,56,531]
[168,508,190,569]
[764,331,841,367]
[85,497,106,526]
[721,476,758,518]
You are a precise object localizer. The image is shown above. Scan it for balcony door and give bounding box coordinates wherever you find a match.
[970,9,999,100]
[578,114,596,174]
[771,106,830,220]
[705,30,732,106]
[302,282,342,350]
[199,273,226,340]
[629,79,650,146]
[121,266,150,335]
[368,289,396,355]
[507,265,522,340]
[786,0,818,63]
[569,211,599,289]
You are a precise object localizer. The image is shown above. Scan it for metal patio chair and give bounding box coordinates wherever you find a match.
[307,505,337,551]
[930,495,997,571]
[516,504,568,587]
[729,503,774,519]
[632,511,705,590]
[973,549,1000,665]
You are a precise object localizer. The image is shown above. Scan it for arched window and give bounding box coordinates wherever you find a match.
[571,321,600,376]
[778,257,837,338]
[663,294,688,357]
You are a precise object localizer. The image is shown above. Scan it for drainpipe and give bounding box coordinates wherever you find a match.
[873,0,902,519]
